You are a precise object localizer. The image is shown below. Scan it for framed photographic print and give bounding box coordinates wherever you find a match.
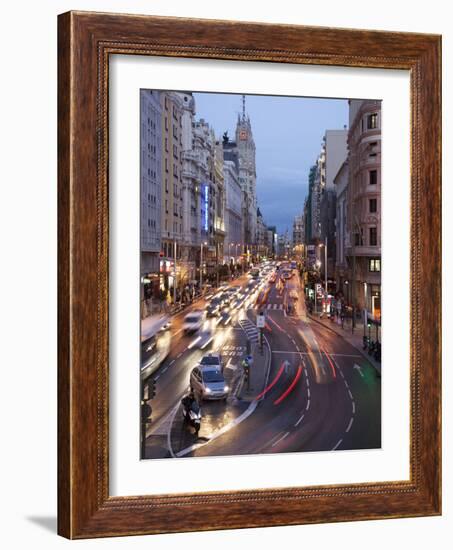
[58,11,441,538]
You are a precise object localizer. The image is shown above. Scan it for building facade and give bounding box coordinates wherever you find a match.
[140,90,162,308]
[222,145,242,264]
[345,99,382,320]
[235,96,258,250]
[334,160,349,295]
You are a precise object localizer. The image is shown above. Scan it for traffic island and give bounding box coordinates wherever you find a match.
[237,336,271,402]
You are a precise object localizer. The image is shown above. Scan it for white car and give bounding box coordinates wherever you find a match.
[190,365,229,401]
[198,352,224,372]
[183,310,205,334]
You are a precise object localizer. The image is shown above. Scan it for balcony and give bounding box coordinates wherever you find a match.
[345,245,381,257]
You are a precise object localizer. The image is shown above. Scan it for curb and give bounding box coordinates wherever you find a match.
[307,313,381,375]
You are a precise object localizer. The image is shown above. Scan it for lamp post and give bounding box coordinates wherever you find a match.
[173,238,177,306]
[200,241,207,293]
[318,236,328,313]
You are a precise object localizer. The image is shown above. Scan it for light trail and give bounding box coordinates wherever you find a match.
[274,364,303,405]
[255,362,286,400]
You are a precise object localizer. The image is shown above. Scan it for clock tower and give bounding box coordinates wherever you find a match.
[235,95,257,249]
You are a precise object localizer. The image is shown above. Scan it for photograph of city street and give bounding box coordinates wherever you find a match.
[140,90,381,460]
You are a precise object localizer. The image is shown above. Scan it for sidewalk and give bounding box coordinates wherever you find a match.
[237,336,271,402]
[307,312,381,375]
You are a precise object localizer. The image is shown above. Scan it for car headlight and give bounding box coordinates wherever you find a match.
[224,385,229,392]
[205,387,211,393]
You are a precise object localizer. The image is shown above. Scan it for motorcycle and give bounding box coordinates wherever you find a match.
[181,397,201,435]
[374,341,381,362]
[363,335,370,350]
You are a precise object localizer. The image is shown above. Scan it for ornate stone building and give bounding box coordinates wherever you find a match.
[345,99,382,320]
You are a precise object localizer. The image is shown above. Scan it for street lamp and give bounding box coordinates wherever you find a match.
[318,236,328,299]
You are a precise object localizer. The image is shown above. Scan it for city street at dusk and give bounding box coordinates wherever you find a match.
[140,91,382,459]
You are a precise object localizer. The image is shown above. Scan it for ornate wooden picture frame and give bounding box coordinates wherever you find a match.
[58,11,441,538]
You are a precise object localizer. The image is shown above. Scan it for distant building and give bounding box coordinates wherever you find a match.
[320,129,348,280]
[334,160,349,293]
[256,207,268,258]
[292,214,304,248]
[278,231,290,258]
[267,225,277,257]
[222,143,242,263]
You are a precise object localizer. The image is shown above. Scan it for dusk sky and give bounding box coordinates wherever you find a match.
[193,92,348,236]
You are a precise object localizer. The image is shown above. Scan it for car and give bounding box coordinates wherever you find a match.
[199,352,224,371]
[190,364,229,401]
[218,292,231,306]
[225,286,239,298]
[183,310,205,334]
[206,300,221,317]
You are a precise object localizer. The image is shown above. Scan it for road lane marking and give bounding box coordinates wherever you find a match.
[344,380,349,389]
[346,417,354,433]
[295,414,305,427]
[169,359,175,366]
[306,398,311,411]
[271,431,290,448]
[352,400,356,414]
[348,389,353,400]
[332,438,343,451]
[306,377,310,387]
[353,364,365,378]
[307,388,310,398]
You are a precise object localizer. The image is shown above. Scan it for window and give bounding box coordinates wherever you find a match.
[165,138,168,152]
[369,227,378,246]
[369,170,377,185]
[367,113,378,129]
[354,228,363,246]
[369,198,377,213]
[165,158,168,172]
[369,259,381,272]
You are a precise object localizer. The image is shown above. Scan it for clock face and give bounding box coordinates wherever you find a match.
[239,130,248,140]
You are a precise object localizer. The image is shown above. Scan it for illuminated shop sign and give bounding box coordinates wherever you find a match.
[203,183,209,232]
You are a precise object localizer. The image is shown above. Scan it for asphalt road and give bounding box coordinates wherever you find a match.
[143,268,381,460]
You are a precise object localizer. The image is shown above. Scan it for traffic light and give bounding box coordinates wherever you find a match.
[246,339,252,356]
[141,401,152,422]
[147,378,156,400]
[243,366,249,382]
